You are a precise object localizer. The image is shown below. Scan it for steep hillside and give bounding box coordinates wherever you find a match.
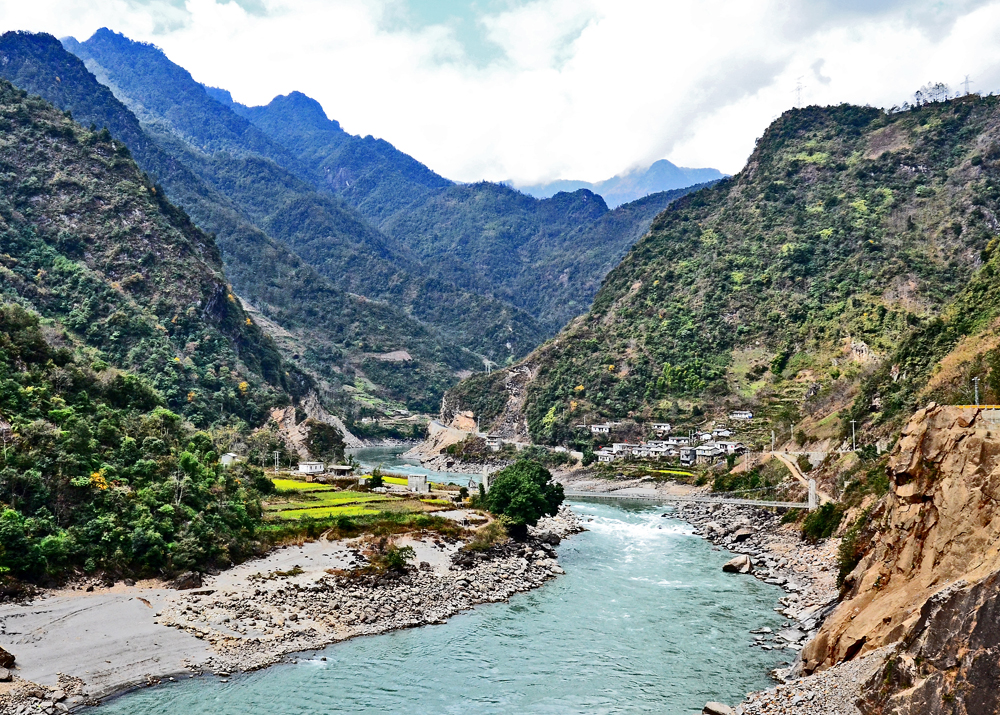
[0,79,302,426]
[0,31,491,413]
[520,159,726,208]
[62,29,546,364]
[448,97,1000,444]
[0,302,272,579]
[800,405,1000,713]
[227,91,705,333]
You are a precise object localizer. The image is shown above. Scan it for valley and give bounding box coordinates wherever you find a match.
[2,12,1000,715]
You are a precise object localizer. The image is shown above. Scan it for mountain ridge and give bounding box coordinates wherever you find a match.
[519,159,726,208]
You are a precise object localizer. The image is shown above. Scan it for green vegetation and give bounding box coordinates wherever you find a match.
[0,302,272,579]
[801,502,846,543]
[465,516,511,552]
[485,460,564,539]
[0,79,303,427]
[448,95,1000,447]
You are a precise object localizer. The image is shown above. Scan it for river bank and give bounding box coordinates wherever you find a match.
[0,508,582,714]
[554,473,881,715]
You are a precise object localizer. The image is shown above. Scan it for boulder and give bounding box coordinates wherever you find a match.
[0,645,13,668]
[731,528,754,543]
[170,572,203,590]
[703,702,735,715]
[722,554,753,574]
[538,532,561,546]
[0,667,9,682]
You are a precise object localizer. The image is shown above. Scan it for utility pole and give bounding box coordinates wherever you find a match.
[771,430,775,453]
[974,376,980,406]
[850,420,857,452]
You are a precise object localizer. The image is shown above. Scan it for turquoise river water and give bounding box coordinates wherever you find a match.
[95,500,787,715]
[348,445,483,486]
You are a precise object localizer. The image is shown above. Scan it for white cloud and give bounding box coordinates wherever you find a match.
[2,0,1000,182]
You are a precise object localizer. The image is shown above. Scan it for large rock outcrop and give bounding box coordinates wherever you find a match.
[800,405,1000,710]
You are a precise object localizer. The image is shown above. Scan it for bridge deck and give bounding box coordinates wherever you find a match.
[563,491,808,509]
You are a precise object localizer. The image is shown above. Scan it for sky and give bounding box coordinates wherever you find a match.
[3,0,1000,184]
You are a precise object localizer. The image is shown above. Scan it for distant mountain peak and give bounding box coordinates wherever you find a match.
[519,159,726,208]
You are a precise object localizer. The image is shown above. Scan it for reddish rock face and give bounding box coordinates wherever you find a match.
[803,405,1000,670]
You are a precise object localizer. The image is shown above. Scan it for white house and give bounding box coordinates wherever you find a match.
[680,446,697,466]
[729,410,754,421]
[715,441,746,455]
[485,435,503,452]
[408,475,429,494]
[712,428,733,438]
[220,453,239,468]
[696,432,713,443]
[611,443,635,455]
[589,423,612,435]
[648,422,672,434]
[597,450,616,463]
[695,443,725,464]
[299,462,324,475]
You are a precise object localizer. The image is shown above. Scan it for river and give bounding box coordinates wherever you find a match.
[94,500,785,714]
[348,445,483,486]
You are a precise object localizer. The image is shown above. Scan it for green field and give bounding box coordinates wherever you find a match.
[265,488,397,521]
[272,478,339,493]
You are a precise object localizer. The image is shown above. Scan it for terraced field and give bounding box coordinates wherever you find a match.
[265,483,396,521]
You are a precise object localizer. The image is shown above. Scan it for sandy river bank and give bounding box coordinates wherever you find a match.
[0,508,582,714]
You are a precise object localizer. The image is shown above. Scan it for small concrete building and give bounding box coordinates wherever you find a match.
[220,453,239,468]
[589,423,612,434]
[408,475,429,494]
[680,446,697,466]
[729,410,754,421]
[298,462,324,475]
[597,450,616,463]
[648,422,672,434]
[485,435,503,452]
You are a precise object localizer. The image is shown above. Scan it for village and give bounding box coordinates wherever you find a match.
[582,410,754,466]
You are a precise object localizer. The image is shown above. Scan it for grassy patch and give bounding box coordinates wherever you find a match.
[272,478,338,493]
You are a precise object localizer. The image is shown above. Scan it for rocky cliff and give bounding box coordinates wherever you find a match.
[801,404,1000,712]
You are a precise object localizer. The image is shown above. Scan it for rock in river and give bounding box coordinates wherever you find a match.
[702,702,735,715]
[722,554,753,574]
[0,646,13,668]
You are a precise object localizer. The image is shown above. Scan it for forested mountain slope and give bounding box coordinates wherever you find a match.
[61,29,546,365]
[0,79,300,426]
[448,97,1000,445]
[219,90,707,332]
[0,31,491,413]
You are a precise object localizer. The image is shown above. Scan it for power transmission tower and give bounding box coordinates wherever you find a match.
[273,450,281,475]
[964,74,974,96]
[794,76,804,107]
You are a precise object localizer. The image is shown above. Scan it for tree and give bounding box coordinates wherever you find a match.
[486,459,564,539]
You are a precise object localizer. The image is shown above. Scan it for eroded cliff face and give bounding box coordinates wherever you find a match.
[800,404,1000,712]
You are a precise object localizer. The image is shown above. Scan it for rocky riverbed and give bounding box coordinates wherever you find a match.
[0,508,583,714]
[674,501,890,715]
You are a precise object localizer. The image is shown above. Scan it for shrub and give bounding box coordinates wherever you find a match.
[466,516,510,552]
[485,459,564,540]
[801,502,845,543]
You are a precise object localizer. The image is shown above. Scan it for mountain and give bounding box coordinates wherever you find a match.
[221,90,708,333]
[445,97,1000,446]
[0,30,493,414]
[0,78,301,427]
[519,159,726,208]
[61,30,545,364]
